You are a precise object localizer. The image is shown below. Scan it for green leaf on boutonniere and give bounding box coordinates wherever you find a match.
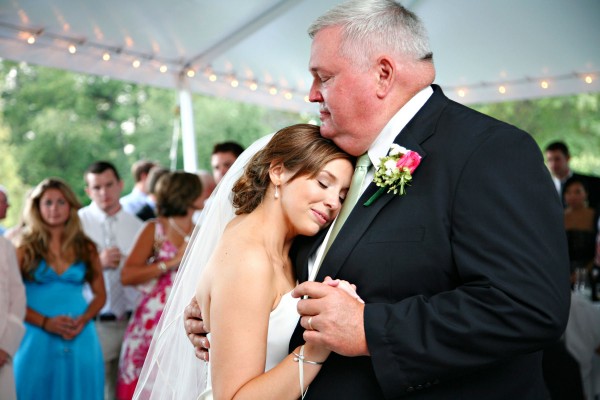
[363,144,422,207]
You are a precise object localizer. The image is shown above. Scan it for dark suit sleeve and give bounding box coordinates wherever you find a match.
[364,127,571,397]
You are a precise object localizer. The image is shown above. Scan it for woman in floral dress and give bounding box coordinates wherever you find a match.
[116,171,203,399]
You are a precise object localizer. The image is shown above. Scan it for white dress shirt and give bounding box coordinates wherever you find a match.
[79,202,143,316]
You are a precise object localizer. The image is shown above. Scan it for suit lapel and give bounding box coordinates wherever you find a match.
[314,85,448,281]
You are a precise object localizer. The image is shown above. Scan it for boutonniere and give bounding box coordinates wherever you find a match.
[364,144,422,206]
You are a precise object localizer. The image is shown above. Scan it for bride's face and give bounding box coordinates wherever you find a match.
[281,157,353,236]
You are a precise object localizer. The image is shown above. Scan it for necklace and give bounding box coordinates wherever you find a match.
[168,218,191,243]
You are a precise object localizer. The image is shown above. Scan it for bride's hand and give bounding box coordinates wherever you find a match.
[322,276,364,303]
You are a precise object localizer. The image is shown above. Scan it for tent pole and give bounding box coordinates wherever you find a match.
[178,74,198,172]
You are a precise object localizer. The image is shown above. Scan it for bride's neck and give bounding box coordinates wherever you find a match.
[248,203,294,255]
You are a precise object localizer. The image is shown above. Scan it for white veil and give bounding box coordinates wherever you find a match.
[134,133,273,400]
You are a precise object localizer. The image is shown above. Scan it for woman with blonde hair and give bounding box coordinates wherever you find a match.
[13,178,105,400]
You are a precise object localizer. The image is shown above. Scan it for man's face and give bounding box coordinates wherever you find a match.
[211,151,238,184]
[308,26,379,156]
[85,169,124,215]
[545,150,570,179]
[0,192,8,220]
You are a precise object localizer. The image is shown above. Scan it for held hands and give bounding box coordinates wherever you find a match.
[100,247,122,269]
[183,297,210,361]
[292,277,369,357]
[182,278,365,361]
[44,315,84,340]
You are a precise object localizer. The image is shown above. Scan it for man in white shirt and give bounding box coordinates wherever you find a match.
[79,161,142,400]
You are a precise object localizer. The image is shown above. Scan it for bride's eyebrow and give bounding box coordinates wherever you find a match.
[318,170,337,180]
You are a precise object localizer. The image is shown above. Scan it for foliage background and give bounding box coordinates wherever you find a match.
[1,60,599,228]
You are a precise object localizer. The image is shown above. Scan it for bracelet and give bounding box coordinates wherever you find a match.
[292,351,325,365]
[41,316,48,330]
[158,261,168,273]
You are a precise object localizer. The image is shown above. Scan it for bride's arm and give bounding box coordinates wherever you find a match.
[208,247,328,400]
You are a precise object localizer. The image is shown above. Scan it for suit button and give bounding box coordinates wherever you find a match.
[424,382,432,388]
[406,387,415,393]
[416,385,423,390]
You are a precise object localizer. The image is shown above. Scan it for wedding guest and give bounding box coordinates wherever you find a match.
[545,141,600,210]
[211,141,244,184]
[135,166,169,221]
[13,178,105,400]
[187,1,569,399]
[0,236,25,400]
[564,177,598,300]
[120,160,157,216]
[116,171,202,399]
[192,170,217,224]
[79,161,143,400]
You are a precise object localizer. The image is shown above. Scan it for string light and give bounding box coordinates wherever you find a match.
[3,21,598,111]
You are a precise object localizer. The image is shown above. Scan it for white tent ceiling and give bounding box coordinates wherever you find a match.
[0,0,599,114]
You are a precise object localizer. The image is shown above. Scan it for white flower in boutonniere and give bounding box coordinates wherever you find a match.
[364,144,422,206]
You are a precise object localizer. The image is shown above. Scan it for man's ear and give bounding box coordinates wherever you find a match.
[268,161,285,186]
[375,56,395,99]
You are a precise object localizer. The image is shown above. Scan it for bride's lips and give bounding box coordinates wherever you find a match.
[311,209,329,225]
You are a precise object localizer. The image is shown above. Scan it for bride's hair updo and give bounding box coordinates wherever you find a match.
[232,124,353,214]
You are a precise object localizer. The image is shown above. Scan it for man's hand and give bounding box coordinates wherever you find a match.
[293,281,369,357]
[184,297,210,361]
[100,247,122,269]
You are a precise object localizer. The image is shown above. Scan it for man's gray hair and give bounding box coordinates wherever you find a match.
[308,0,432,69]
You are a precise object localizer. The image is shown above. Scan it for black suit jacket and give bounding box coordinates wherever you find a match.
[290,85,570,399]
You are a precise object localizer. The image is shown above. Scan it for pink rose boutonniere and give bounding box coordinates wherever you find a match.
[364,144,422,206]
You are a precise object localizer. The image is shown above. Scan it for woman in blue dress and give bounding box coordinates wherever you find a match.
[13,178,106,400]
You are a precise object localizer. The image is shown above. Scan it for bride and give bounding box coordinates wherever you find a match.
[134,124,359,399]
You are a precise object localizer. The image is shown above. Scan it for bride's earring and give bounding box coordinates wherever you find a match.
[274,185,279,199]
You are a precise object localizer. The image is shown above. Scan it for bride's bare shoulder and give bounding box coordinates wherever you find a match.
[211,218,271,277]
